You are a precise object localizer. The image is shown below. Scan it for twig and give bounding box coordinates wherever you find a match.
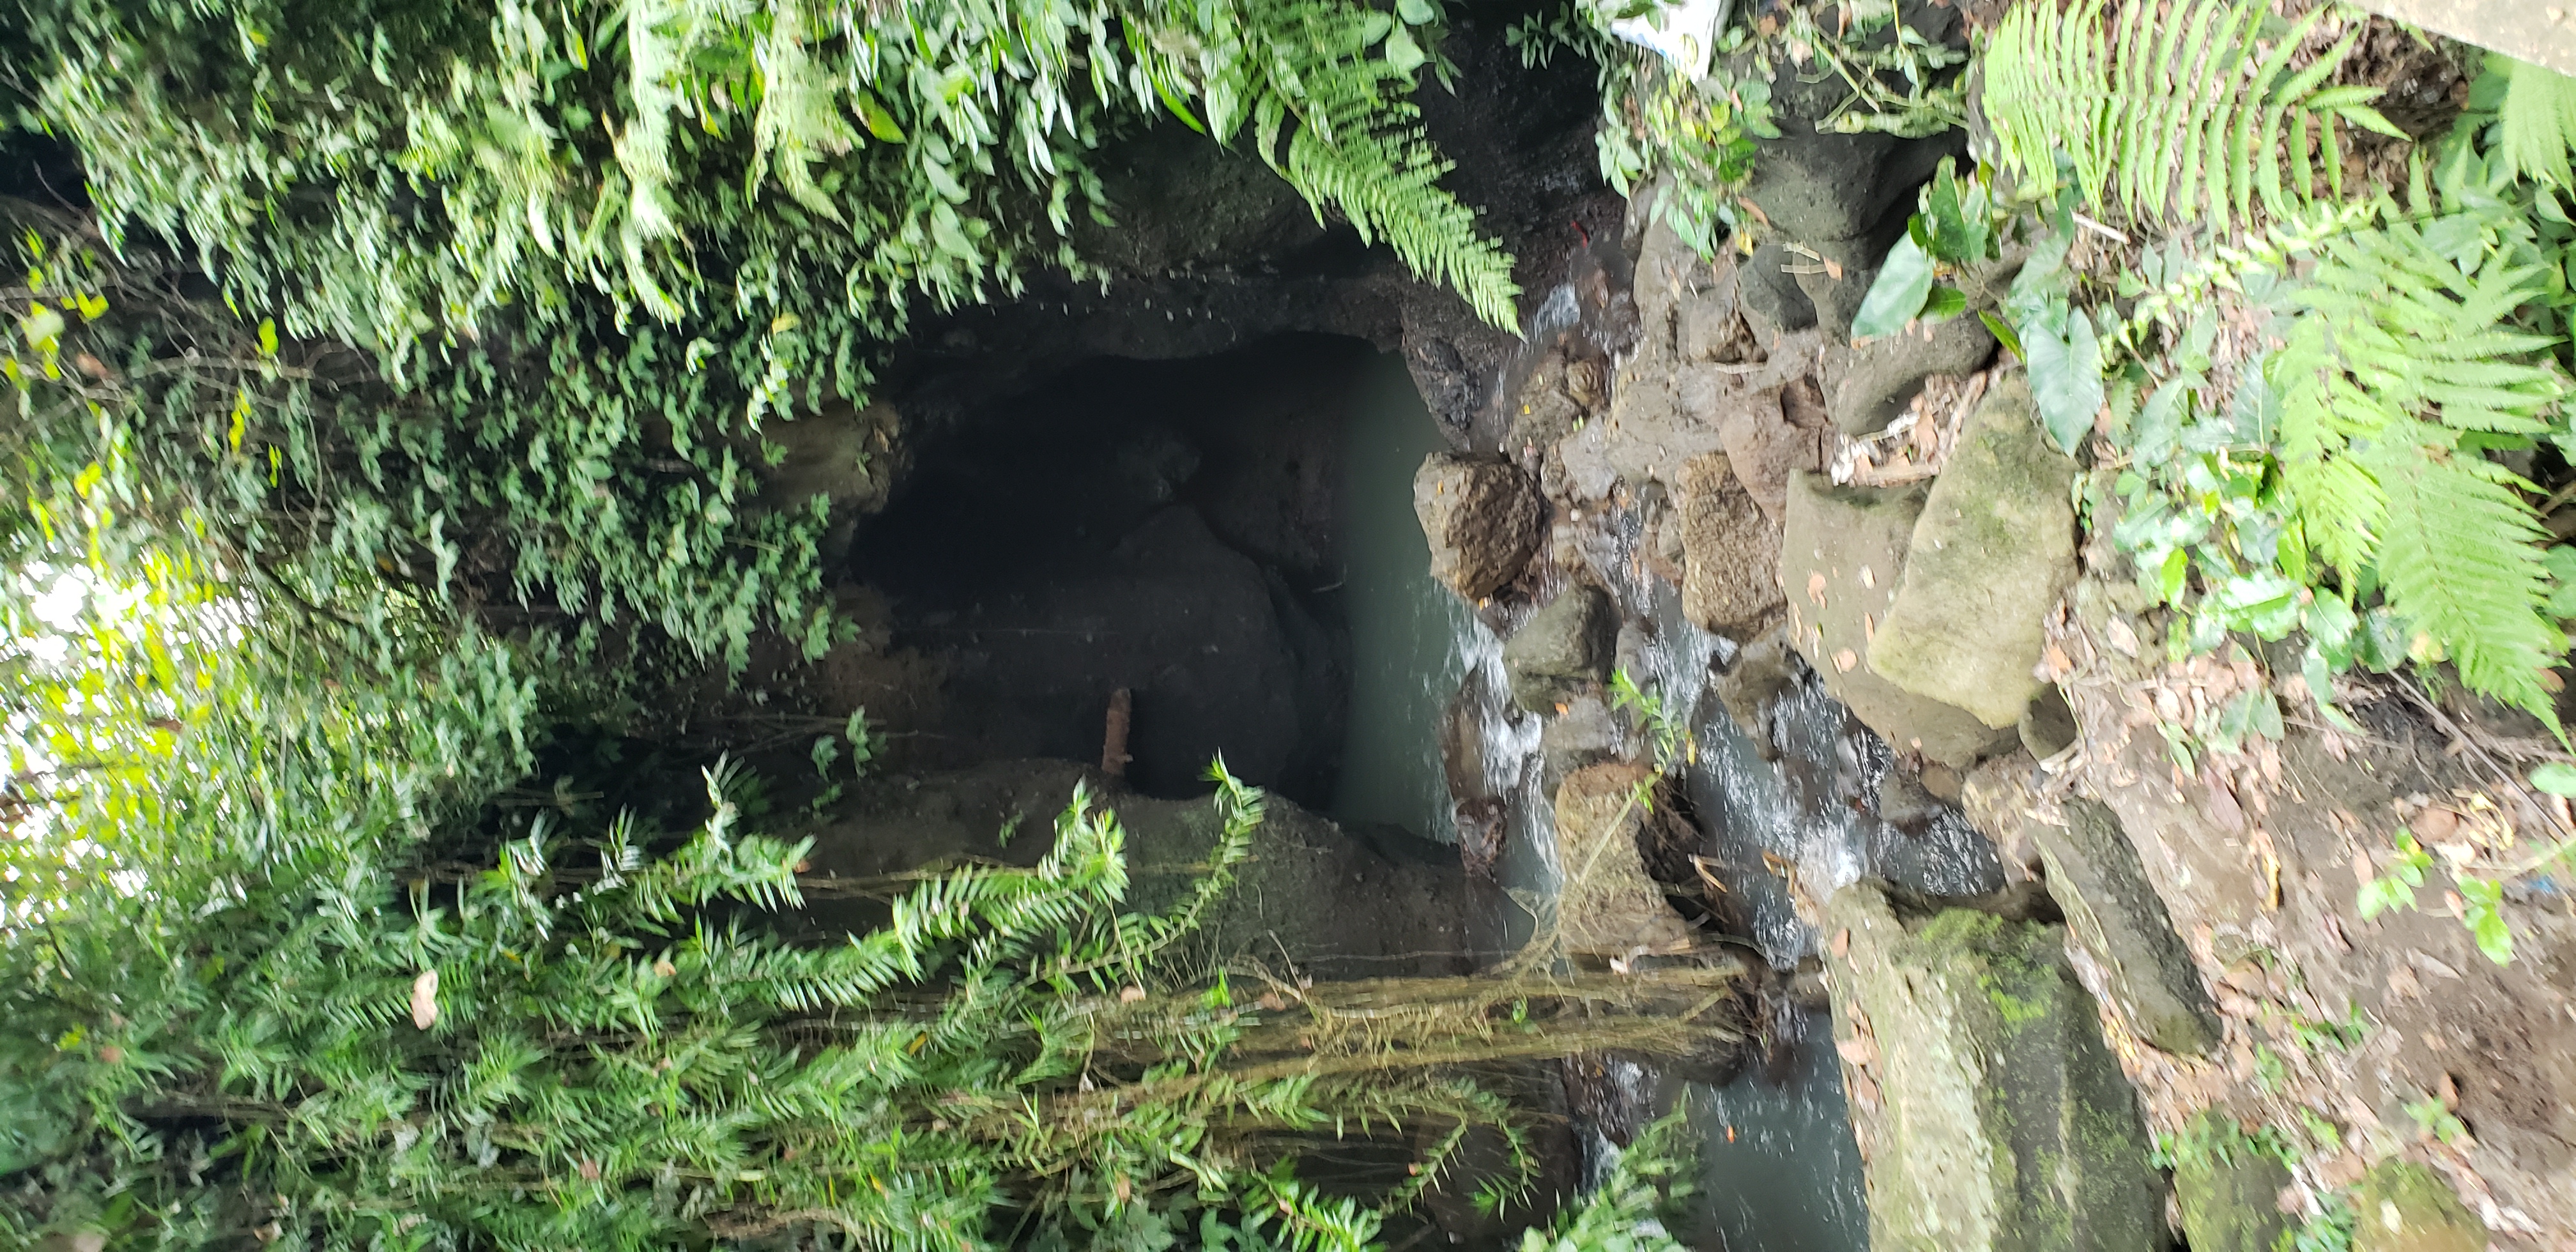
[2071,211,2133,245]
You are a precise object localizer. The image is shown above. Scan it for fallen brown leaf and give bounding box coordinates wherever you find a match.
[1834,648,1859,673]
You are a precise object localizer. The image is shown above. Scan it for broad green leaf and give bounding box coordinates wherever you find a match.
[1383,27,1427,76]
[1851,234,1935,340]
[2025,307,2105,454]
[2529,761,2576,797]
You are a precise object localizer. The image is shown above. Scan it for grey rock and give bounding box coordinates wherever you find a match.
[1827,313,1999,436]
[2020,684,2080,760]
[1822,881,2165,1252]
[1780,471,2014,768]
[1504,584,1617,714]
[1414,452,1545,602]
[1714,627,1802,760]
[1739,241,1820,340]
[2035,800,2223,1056]
[1870,376,2078,728]
[1876,768,1947,833]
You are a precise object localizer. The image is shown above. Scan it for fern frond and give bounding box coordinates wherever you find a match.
[2369,443,2563,726]
[2266,211,2573,724]
[1984,0,2404,233]
[2496,56,2576,189]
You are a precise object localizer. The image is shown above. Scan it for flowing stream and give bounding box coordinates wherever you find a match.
[1324,325,2006,1249]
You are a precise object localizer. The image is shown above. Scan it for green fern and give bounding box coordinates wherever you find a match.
[2271,215,2571,725]
[1983,0,2405,234]
[2495,55,2576,189]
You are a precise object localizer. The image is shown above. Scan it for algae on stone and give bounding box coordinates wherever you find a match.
[2353,1161,2488,1252]
[1780,471,2013,767]
[1868,376,2077,729]
[1821,881,2164,1252]
[2172,1110,2294,1252]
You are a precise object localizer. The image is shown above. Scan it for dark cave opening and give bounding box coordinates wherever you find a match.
[851,333,1427,809]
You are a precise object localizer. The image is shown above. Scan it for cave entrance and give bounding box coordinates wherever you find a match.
[853,333,1468,836]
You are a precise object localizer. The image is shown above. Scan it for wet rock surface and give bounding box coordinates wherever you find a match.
[1414,452,1547,601]
[1503,584,1618,714]
[1820,880,2165,1252]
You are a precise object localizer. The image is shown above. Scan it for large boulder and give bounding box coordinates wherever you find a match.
[1414,452,1545,601]
[1780,471,2013,767]
[1869,377,2078,728]
[1675,452,1786,637]
[2352,1163,2488,1252]
[2172,1111,2295,1252]
[1822,882,2165,1252]
[1964,772,2221,1057]
[1503,584,1617,714]
[1551,763,1701,958]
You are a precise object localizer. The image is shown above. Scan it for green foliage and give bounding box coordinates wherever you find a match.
[2356,830,2431,920]
[1510,9,1775,257]
[1512,1111,1694,1252]
[2270,201,2571,728]
[21,0,1515,354]
[8,0,1523,691]
[2494,55,2576,190]
[1982,0,2402,236]
[1513,0,1964,257]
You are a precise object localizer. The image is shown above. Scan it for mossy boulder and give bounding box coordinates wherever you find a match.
[2352,1162,2488,1252]
[2021,797,2220,1057]
[1869,376,2078,729]
[1780,471,2014,767]
[1821,881,2165,1252]
[2172,1111,2294,1252]
[1503,584,1617,714]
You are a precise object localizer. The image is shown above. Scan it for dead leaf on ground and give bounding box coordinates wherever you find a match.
[1834,648,1859,673]
[1832,928,1851,958]
[1807,571,1828,606]
[1836,1034,1881,1067]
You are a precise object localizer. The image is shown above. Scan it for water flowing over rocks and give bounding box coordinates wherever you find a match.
[1502,584,1618,714]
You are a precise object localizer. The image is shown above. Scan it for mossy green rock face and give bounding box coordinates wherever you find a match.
[1822,882,2165,1252]
[1869,376,2078,729]
[2352,1162,2488,1252]
[1502,584,1616,714]
[2172,1111,2293,1252]
[1780,471,2013,768]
